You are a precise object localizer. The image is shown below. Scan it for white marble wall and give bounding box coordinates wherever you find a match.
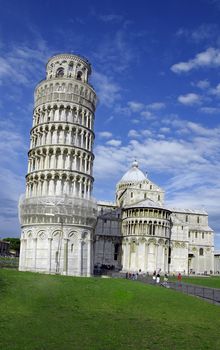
[19,226,93,276]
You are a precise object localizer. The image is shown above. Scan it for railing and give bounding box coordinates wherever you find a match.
[35,93,96,111]
[137,275,220,305]
[0,257,19,269]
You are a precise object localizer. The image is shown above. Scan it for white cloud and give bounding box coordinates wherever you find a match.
[142,129,153,137]
[127,101,144,112]
[159,127,170,133]
[128,129,153,138]
[210,83,220,97]
[194,80,210,89]
[147,102,166,110]
[176,24,218,44]
[94,119,220,244]
[93,28,135,73]
[0,128,26,162]
[171,48,220,74]
[0,58,12,78]
[191,24,217,42]
[94,120,220,184]
[186,121,214,136]
[98,131,113,138]
[106,139,122,147]
[178,93,201,105]
[99,14,123,23]
[140,110,154,119]
[128,129,140,138]
[0,40,50,85]
[126,100,165,114]
[92,71,121,107]
[131,119,140,124]
[200,107,220,114]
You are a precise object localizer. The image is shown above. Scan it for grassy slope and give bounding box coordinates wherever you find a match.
[0,269,220,350]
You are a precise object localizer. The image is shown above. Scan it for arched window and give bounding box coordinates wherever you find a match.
[149,222,152,235]
[69,62,74,71]
[114,243,119,261]
[199,248,204,256]
[56,67,64,77]
[76,71,82,80]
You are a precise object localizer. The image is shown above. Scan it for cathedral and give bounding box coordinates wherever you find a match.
[95,161,214,275]
[19,53,214,276]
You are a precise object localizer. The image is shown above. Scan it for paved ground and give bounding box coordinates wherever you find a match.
[137,275,220,305]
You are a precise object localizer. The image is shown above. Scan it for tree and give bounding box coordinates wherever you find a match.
[3,238,20,252]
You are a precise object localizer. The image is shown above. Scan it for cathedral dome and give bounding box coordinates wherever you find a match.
[119,161,147,183]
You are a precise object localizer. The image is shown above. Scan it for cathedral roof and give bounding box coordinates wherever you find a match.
[119,161,147,183]
[124,198,169,211]
[170,208,207,215]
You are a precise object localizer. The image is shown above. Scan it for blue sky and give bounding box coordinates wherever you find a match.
[0,0,220,249]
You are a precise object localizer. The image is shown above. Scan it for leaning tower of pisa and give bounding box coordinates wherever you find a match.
[19,53,97,276]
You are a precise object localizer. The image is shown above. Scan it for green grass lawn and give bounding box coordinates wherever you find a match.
[1,269,220,350]
[170,276,220,288]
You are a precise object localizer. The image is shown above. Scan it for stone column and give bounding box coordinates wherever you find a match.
[161,245,165,272]
[155,243,158,271]
[128,242,131,270]
[48,238,52,273]
[79,179,82,195]
[33,238,37,271]
[87,238,92,276]
[135,242,139,270]
[164,247,168,273]
[78,239,82,276]
[63,238,68,275]
[122,243,126,270]
[145,243,149,272]
[19,238,24,270]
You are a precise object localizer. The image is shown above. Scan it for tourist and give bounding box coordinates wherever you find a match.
[161,273,169,288]
[164,274,168,285]
[177,273,182,281]
[152,270,156,283]
[177,272,182,287]
[156,272,160,284]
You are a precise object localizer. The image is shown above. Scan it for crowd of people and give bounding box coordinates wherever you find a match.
[125,269,183,288]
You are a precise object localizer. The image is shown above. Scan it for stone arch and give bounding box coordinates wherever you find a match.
[38,230,46,240]
[56,67,64,78]
[81,231,88,240]
[148,238,156,245]
[52,230,62,240]
[158,238,164,245]
[27,230,32,238]
[69,230,80,243]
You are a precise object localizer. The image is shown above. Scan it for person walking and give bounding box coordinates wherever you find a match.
[156,272,160,284]
[177,272,182,287]
[163,273,168,286]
